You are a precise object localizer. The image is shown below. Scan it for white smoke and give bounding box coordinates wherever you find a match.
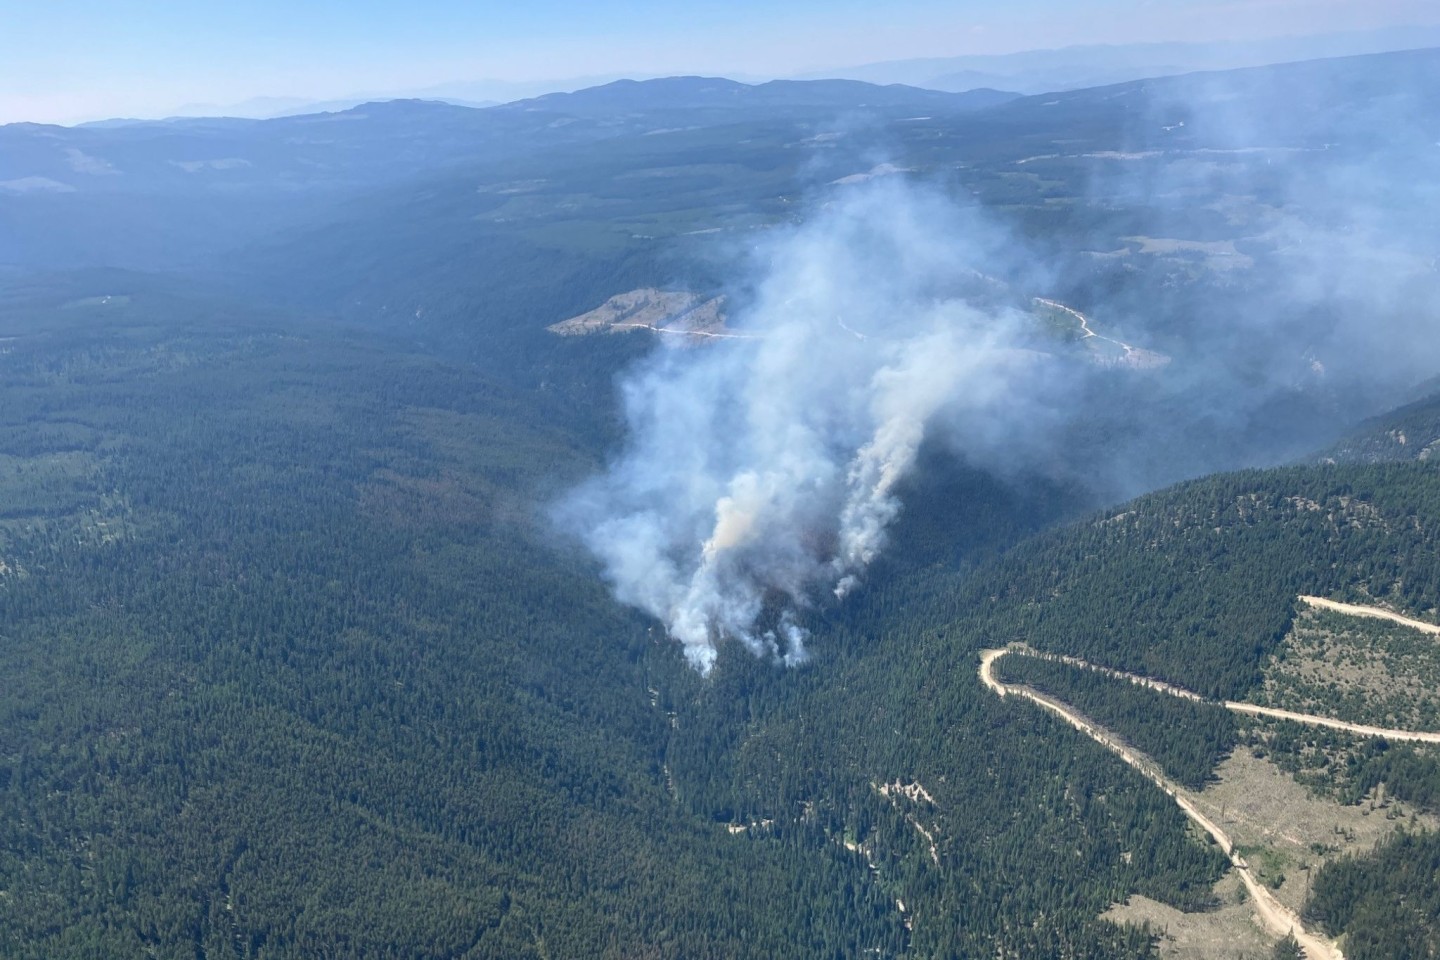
[556,55,1440,673]
[557,181,1060,672]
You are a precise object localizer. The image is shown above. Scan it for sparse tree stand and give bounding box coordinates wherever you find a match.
[1271,931,1304,960]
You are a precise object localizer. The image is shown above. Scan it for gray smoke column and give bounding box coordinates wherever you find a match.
[557,181,1055,672]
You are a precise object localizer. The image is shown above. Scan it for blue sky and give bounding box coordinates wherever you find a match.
[3,0,1439,123]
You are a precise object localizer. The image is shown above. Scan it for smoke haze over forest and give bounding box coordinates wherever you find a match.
[561,56,1440,667]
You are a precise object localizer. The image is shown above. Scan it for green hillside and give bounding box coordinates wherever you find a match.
[0,298,913,959]
[951,464,1440,698]
[8,286,1439,956]
[1320,388,1440,464]
[4,48,1440,960]
[0,287,1222,959]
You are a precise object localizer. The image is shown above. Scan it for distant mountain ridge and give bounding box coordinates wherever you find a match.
[500,76,1018,115]
[104,24,1440,124]
[796,24,1440,93]
[0,76,1019,202]
[0,73,1021,271]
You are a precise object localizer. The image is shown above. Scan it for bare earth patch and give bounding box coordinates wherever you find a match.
[546,288,736,339]
[1189,749,1433,914]
[1099,748,1431,958]
[1104,874,1271,960]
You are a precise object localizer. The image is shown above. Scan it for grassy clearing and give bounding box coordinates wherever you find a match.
[1103,748,1433,956]
[1103,874,1271,960]
[1185,749,1432,914]
[1260,607,1440,730]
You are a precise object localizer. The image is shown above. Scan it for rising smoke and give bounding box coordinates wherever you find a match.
[557,183,1071,672]
[559,52,1440,672]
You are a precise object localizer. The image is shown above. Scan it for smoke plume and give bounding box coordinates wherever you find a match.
[560,51,1440,672]
[558,182,1066,672]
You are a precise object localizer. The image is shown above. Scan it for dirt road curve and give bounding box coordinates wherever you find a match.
[1298,595,1440,635]
[978,595,1440,957]
[1014,644,1440,743]
[978,649,1345,960]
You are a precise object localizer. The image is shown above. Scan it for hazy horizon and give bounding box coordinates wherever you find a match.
[7,0,1440,125]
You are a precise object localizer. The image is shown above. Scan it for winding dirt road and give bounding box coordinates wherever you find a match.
[1298,595,1440,635]
[978,648,1344,960]
[1010,645,1440,745]
[977,595,1440,956]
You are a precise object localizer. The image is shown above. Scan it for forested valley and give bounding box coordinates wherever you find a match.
[3,275,1438,958]
[4,48,1440,960]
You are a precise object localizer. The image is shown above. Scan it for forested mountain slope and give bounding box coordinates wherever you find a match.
[941,463,1440,698]
[4,48,1440,960]
[0,281,1236,959]
[1319,388,1440,464]
[909,459,1440,957]
[0,291,916,959]
[4,272,1440,960]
